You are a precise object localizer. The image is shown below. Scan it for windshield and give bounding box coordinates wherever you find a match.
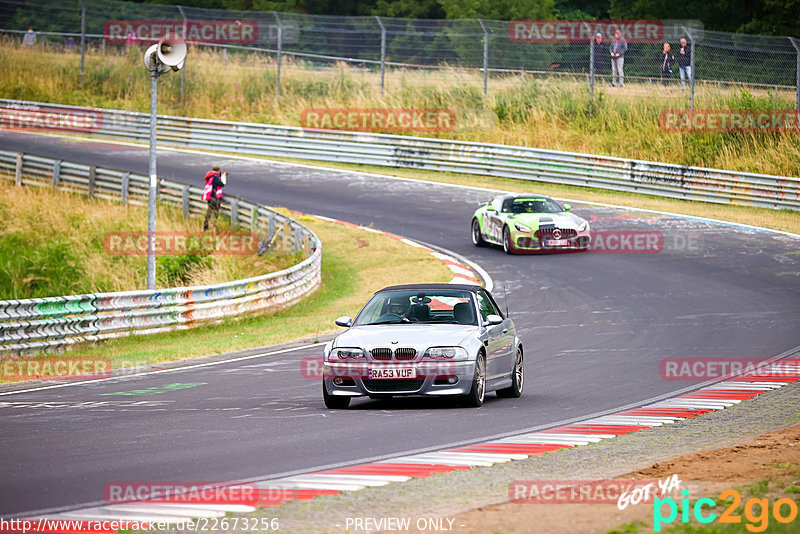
[503,198,564,214]
[354,290,477,326]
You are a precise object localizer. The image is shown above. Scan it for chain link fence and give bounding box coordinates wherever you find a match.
[1,0,798,109]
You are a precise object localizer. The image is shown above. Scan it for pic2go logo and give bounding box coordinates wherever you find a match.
[654,489,798,532]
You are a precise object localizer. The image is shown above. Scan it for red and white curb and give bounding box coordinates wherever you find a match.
[305,213,484,286]
[32,358,800,524]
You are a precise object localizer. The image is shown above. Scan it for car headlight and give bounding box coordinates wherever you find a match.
[328,347,365,360]
[423,347,469,361]
[577,221,589,232]
[514,223,531,232]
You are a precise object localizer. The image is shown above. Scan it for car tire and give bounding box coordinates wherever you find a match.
[462,354,486,407]
[503,227,516,255]
[323,381,351,409]
[497,347,524,398]
[471,219,485,247]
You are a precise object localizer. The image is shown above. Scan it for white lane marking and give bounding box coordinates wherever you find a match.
[57,507,197,522]
[580,418,664,426]
[492,435,598,444]
[582,415,681,424]
[374,457,492,467]
[0,400,171,409]
[707,382,783,389]
[419,451,525,462]
[396,454,496,466]
[255,481,366,491]
[447,264,477,278]
[104,505,227,518]
[115,504,256,513]
[288,479,391,488]
[491,437,591,446]
[0,343,319,397]
[280,474,407,485]
[649,400,740,408]
[512,432,608,442]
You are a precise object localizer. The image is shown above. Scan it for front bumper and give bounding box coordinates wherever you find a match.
[513,230,591,253]
[323,360,477,397]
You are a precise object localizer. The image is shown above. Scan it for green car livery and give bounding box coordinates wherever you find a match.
[471,194,591,254]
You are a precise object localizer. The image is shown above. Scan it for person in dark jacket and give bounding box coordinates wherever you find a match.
[660,43,675,87]
[202,166,226,231]
[677,37,692,90]
[592,33,610,82]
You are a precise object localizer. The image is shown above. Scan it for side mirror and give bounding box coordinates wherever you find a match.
[563,204,571,211]
[486,205,496,212]
[335,316,352,327]
[485,314,504,326]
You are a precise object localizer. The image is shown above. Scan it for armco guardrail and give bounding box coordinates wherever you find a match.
[0,149,322,355]
[1,99,798,210]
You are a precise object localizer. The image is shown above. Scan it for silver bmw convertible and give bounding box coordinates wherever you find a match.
[322,284,524,408]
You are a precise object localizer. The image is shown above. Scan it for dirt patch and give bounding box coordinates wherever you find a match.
[411,424,800,534]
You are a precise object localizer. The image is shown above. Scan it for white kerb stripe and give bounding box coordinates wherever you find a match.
[104,505,226,518]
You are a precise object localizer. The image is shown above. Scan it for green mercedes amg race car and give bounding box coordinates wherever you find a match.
[471,194,591,254]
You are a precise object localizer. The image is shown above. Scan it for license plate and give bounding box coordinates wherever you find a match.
[368,366,416,379]
[545,239,569,246]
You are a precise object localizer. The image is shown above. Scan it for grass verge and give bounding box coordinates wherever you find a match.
[0,182,294,299]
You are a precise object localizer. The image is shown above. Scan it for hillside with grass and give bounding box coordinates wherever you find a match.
[0,185,297,299]
[1,43,798,178]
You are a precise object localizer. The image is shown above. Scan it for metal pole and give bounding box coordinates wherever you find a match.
[477,19,488,97]
[683,26,695,112]
[586,23,594,104]
[273,12,282,100]
[177,5,187,103]
[79,0,86,84]
[790,37,800,112]
[147,65,158,290]
[375,16,386,97]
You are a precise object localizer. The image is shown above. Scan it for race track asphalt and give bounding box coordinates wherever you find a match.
[1,132,798,516]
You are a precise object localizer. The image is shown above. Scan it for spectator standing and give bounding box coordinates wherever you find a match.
[202,166,226,231]
[22,27,36,48]
[125,30,138,50]
[592,33,610,82]
[660,43,675,87]
[64,37,77,53]
[609,29,627,87]
[677,37,692,90]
